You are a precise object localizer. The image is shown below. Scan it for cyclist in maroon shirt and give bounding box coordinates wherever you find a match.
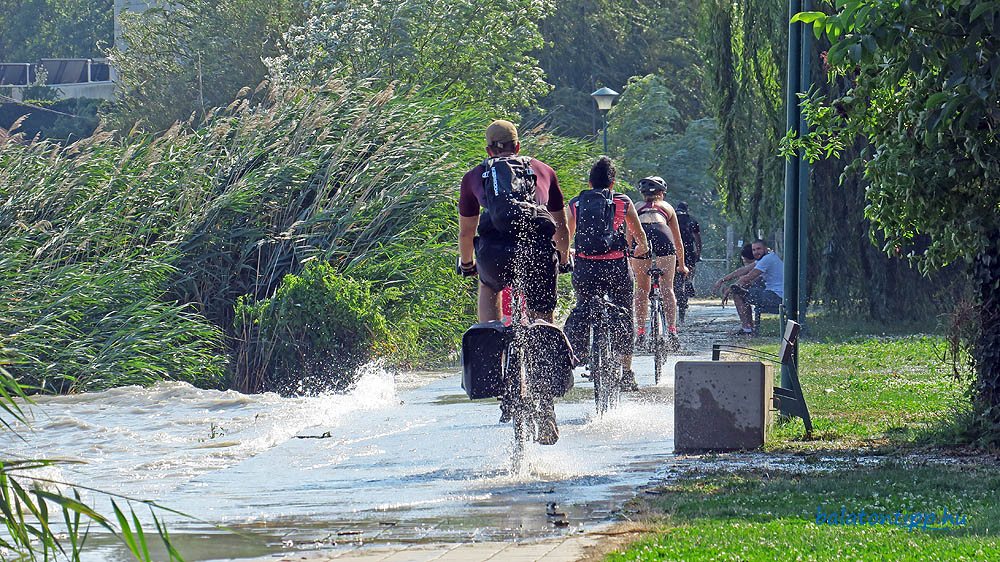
[456,120,571,444]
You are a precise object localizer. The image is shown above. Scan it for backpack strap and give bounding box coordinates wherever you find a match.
[638,201,670,220]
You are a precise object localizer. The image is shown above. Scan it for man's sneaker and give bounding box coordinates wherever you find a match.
[536,399,559,445]
[668,330,680,351]
[620,369,639,392]
[499,399,513,423]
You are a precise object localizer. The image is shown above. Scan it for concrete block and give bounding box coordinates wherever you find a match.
[674,361,773,451]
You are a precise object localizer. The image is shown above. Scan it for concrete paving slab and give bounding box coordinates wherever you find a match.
[237,532,609,562]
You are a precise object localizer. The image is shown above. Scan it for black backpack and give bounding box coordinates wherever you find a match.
[574,188,619,255]
[676,212,698,256]
[479,156,551,237]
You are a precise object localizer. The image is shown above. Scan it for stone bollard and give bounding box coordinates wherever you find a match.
[674,361,774,452]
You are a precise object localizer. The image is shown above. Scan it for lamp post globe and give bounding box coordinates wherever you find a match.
[591,87,619,154]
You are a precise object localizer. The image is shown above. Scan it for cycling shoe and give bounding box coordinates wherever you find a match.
[536,399,559,445]
[620,369,640,392]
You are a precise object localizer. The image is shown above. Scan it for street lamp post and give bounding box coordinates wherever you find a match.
[591,87,619,154]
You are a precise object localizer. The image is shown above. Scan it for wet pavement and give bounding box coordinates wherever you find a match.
[4,300,742,561]
[225,300,741,562]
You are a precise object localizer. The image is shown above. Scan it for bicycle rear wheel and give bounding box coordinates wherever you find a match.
[651,299,663,385]
[591,324,605,412]
[654,301,669,384]
[592,314,621,415]
[508,346,533,472]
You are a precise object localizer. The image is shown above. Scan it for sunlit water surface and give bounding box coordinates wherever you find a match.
[1,304,737,560]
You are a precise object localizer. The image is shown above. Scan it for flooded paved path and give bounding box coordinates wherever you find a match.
[4,300,740,561]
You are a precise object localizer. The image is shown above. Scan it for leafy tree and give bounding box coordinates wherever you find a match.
[789,1,1000,440]
[606,74,723,254]
[698,0,955,322]
[531,0,708,137]
[272,0,552,114]
[698,0,787,229]
[106,0,306,132]
[0,0,111,62]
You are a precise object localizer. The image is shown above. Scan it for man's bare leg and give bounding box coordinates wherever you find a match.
[478,283,501,323]
[732,293,754,330]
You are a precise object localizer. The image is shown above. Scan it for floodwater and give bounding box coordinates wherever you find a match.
[0,302,737,561]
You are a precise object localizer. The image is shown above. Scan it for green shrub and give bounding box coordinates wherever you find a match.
[234,262,392,394]
[0,98,101,143]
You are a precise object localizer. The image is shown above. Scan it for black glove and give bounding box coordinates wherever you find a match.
[633,250,652,260]
[557,250,573,274]
[456,256,478,277]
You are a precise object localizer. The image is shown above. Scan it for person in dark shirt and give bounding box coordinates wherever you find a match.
[456,119,571,444]
[672,201,702,322]
[564,157,649,392]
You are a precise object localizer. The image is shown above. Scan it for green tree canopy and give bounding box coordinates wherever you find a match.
[272,0,552,114]
[790,1,1000,270]
[0,0,111,62]
[790,0,1000,440]
[106,0,306,132]
[529,0,707,138]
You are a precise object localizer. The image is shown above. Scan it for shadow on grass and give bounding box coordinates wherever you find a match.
[754,310,943,345]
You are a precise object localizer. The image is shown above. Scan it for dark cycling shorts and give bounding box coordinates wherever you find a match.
[475,235,558,314]
[745,288,782,309]
[572,256,633,308]
[570,256,634,353]
[639,222,675,257]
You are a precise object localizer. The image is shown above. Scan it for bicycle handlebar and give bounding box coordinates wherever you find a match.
[626,248,652,260]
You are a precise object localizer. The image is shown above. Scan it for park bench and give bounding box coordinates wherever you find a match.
[712,319,812,435]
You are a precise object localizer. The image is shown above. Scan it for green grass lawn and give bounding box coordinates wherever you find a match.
[606,314,995,561]
[606,463,1000,561]
[767,335,971,450]
[739,314,970,450]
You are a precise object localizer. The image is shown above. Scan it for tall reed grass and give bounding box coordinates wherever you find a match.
[1,78,594,394]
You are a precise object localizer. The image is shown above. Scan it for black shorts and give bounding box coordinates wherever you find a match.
[571,256,633,310]
[640,222,675,257]
[570,256,634,353]
[474,235,558,314]
[745,288,782,309]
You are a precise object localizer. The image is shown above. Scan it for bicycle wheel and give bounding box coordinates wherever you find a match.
[508,346,532,471]
[591,323,605,412]
[593,311,621,415]
[651,298,663,385]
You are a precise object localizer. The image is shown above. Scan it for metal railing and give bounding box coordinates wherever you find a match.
[0,59,111,86]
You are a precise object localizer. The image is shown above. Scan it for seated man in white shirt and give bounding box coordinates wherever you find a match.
[721,239,783,335]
